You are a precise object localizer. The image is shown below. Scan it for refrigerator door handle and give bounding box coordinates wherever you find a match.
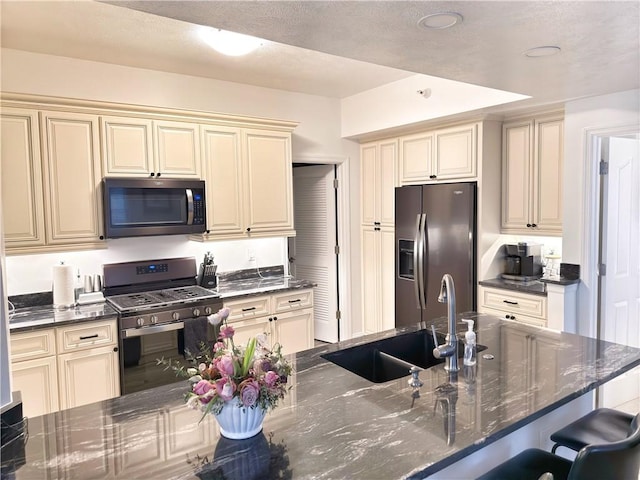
[413,214,422,309]
[416,213,427,310]
[421,213,428,308]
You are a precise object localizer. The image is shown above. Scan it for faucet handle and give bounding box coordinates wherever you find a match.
[430,324,439,346]
[408,366,423,388]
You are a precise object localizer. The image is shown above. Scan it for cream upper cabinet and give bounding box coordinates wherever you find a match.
[40,111,105,246]
[0,107,46,249]
[399,123,477,184]
[360,139,397,227]
[101,116,201,178]
[200,127,295,239]
[502,114,563,235]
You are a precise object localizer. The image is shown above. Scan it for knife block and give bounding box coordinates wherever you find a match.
[197,263,218,289]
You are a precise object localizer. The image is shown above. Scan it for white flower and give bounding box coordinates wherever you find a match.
[187,368,198,376]
[186,395,199,410]
[189,375,202,383]
[198,363,207,372]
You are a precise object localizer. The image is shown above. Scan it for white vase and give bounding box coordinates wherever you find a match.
[214,397,267,440]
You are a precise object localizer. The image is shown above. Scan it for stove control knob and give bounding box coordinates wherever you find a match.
[137,317,145,327]
[172,312,180,321]
[192,308,201,317]
[150,315,158,324]
[204,306,213,315]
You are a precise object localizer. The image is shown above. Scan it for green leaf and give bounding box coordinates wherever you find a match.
[242,337,256,377]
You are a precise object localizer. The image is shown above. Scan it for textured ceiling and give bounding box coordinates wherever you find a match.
[2,0,639,109]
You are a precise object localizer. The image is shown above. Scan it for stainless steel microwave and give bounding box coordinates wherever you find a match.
[103,178,206,238]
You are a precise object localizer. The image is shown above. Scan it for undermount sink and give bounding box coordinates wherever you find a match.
[321,329,487,383]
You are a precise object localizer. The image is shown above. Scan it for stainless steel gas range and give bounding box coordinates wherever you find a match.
[103,257,222,395]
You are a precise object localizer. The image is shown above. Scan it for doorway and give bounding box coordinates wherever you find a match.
[289,163,341,343]
[597,132,640,412]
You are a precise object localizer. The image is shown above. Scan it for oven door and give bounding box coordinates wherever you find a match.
[120,322,206,395]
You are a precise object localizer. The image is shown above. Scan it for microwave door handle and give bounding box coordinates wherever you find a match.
[186,189,194,225]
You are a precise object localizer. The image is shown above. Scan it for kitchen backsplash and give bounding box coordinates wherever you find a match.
[5,236,289,296]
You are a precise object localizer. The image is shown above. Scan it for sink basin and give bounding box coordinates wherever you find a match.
[321,330,487,383]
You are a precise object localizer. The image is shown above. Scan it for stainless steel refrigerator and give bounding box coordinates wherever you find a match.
[395,182,476,327]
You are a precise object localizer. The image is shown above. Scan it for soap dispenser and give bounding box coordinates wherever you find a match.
[461,319,476,366]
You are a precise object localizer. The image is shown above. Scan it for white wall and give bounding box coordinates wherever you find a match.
[563,89,640,336]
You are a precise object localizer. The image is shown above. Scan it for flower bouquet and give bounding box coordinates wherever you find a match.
[158,307,292,439]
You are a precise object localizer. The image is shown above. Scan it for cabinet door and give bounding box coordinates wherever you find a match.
[379,140,397,227]
[273,308,314,355]
[58,345,120,410]
[361,226,380,334]
[399,132,434,184]
[380,227,396,331]
[226,317,272,350]
[360,142,378,225]
[101,116,154,176]
[113,411,165,477]
[501,326,533,414]
[0,108,46,249]
[243,129,294,234]
[11,356,59,417]
[165,405,215,459]
[435,123,477,179]
[201,125,245,236]
[502,121,533,231]
[40,111,104,245]
[533,118,563,233]
[154,120,201,178]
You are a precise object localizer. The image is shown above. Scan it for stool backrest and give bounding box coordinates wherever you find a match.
[568,413,640,480]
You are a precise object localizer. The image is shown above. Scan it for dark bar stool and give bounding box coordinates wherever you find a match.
[476,414,640,480]
[550,408,635,454]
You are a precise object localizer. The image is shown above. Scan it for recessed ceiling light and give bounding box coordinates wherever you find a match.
[523,46,561,58]
[418,12,463,30]
[199,27,265,56]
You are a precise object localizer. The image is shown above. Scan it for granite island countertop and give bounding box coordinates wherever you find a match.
[3,314,640,479]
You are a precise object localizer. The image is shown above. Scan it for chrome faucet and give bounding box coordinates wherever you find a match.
[431,273,459,372]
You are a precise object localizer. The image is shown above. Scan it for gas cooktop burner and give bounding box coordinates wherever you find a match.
[107,285,219,313]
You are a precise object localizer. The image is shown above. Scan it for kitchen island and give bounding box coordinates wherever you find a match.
[3,313,640,479]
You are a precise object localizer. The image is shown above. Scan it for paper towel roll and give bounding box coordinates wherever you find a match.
[53,263,75,308]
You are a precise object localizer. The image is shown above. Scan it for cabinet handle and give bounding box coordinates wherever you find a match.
[150,172,155,177]
[429,175,437,179]
[242,307,256,312]
[373,222,381,226]
[526,223,532,228]
[156,172,162,177]
[113,347,119,352]
[531,223,537,228]
[273,316,278,321]
[79,334,99,340]
[246,227,251,233]
[374,227,380,231]
[99,235,104,240]
[503,300,519,305]
[288,299,301,304]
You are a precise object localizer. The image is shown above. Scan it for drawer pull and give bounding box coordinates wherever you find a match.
[503,300,519,305]
[288,299,301,304]
[242,307,256,312]
[79,334,99,340]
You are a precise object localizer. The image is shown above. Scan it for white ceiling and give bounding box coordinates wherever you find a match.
[2,0,639,113]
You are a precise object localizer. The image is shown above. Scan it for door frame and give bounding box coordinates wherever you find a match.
[291,154,353,340]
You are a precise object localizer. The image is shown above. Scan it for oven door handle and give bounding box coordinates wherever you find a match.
[122,322,184,338]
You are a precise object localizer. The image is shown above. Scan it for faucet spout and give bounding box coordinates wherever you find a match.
[433,274,459,372]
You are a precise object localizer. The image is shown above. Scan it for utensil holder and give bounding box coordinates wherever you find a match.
[197,263,218,288]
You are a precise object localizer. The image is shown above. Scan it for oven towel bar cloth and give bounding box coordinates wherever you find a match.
[183,316,209,358]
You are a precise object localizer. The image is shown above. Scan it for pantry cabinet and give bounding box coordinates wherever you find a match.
[360,139,397,227]
[361,225,395,334]
[399,123,477,184]
[501,113,564,235]
[223,289,314,354]
[101,116,201,179]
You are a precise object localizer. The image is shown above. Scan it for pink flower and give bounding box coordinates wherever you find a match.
[219,325,235,340]
[213,341,226,352]
[215,354,235,376]
[193,379,213,396]
[215,377,236,401]
[240,380,260,407]
[208,307,231,326]
[264,370,279,387]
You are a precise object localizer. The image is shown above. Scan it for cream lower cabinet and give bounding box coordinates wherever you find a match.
[9,328,59,417]
[223,289,314,354]
[56,319,120,410]
[199,125,295,239]
[502,113,563,235]
[479,286,547,327]
[362,226,395,334]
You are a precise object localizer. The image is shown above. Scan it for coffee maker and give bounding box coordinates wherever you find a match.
[502,243,543,280]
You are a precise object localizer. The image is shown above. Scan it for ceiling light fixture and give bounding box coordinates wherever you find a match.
[523,46,561,58]
[418,12,463,30]
[199,27,265,56]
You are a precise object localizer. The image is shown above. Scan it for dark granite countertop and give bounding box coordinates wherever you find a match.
[479,277,547,296]
[214,266,315,299]
[8,302,118,333]
[3,314,640,479]
[540,275,581,286]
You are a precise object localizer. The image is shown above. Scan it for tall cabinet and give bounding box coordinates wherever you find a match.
[360,139,397,334]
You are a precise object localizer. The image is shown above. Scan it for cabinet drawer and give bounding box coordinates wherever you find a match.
[272,289,313,313]
[481,306,547,328]
[481,288,546,319]
[57,319,118,353]
[10,328,56,362]
[224,296,270,322]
